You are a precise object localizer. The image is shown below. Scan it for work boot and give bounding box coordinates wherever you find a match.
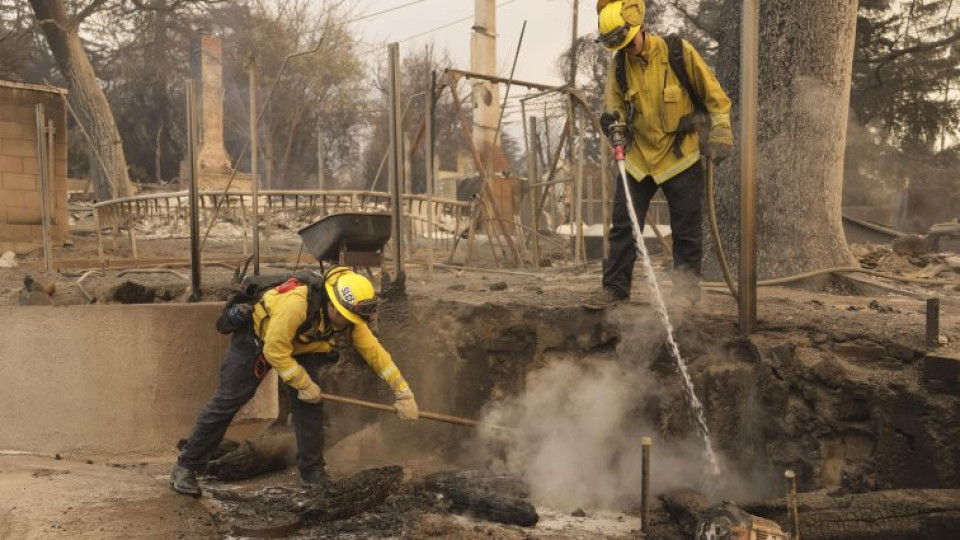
[169,464,202,498]
[300,467,330,488]
[581,287,629,310]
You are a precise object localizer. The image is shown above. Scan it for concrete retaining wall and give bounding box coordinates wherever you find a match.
[0,304,276,455]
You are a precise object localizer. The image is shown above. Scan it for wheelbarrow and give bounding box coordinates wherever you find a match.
[297,212,392,267]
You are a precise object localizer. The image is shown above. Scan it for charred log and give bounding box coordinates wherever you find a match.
[207,429,295,481]
[423,469,538,527]
[743,489,960,540]
[300,466,404,523]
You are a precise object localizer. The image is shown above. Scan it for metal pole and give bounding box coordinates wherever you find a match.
[248,55,260,276]
[34,104,52,272]
[739,0,759,336]
[186,81,202,301]
[527,116,540,269]
[317,130,325,191]
[785,469,800,540]
[926,298,941,349]
[388,43,405,281]
[641,437,652,534]
[426,70,436,276]
[575,106,585,264]
[566,0,579,161]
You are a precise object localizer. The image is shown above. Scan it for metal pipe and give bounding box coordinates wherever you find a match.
[34,105,53,272]
[388,43,405,282]
[739,0,759,336]
[426,71,436,276]
[785,469,800,540]
[248,55,260,276]
[186,80,202,300]
[641,437,652,534]
[527,116,540,268]
[927,297,941,349]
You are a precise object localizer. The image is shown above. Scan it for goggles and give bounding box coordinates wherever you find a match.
[333,285,380,322]
[596,23,632,49]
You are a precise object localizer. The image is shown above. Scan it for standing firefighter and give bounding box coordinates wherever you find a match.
[169,267,419,497]
[591,0,733,305]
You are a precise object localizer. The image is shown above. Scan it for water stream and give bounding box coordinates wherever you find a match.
[616,161,721,477]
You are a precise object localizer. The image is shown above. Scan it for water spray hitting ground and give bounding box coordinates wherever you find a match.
[615,160,721,477]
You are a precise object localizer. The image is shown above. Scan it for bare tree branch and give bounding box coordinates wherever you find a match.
[73,0,113,23]
[855,29,960,63]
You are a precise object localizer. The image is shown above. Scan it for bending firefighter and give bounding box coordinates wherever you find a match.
[170,267,418,497]
[592,0,733,306]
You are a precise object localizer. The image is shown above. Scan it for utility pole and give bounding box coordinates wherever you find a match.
[568,0,579,88]
[471,0,499,165]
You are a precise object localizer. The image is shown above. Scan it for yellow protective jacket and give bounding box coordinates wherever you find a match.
[252,285,409,393]
[604,33,732,184]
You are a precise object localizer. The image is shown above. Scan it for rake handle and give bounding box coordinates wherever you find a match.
[318,392,487,429]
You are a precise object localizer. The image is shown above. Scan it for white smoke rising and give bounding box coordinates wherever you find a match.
[475,308,778,512]
[476,311,707,511]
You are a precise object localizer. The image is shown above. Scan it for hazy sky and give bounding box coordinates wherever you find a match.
[354,0,599,86]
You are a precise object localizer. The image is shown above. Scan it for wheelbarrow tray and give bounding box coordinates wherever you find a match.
[298,212,392,263]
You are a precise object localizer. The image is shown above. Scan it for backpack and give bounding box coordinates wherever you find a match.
[216,269,332,343]
[614,34,709,156]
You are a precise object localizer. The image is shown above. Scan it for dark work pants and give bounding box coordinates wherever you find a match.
[602,162,704,297]
[178,331,327,476]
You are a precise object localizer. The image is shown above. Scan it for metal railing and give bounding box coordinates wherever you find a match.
[92,189,472,265]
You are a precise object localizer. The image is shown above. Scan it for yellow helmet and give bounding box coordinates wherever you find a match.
[324,266,379,325]
[597,0,645,51]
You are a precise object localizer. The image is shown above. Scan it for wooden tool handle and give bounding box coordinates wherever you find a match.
[318,392,508,431]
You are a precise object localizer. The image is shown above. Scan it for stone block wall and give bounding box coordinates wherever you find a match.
[0,81,68,254]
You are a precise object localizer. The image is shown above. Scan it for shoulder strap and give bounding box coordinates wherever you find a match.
[615,50,628,97]
[665,34,706,114]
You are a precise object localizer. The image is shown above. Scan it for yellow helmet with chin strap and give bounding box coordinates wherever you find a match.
[324,266,379,325]
[597,0,646,51]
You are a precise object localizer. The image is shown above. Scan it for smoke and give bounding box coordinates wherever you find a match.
[474,308,779,512]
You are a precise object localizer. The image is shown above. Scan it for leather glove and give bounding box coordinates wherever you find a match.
[706,126,734,164]
[297,380,323,404]
[394,389,419,420]
[599,111,620,138]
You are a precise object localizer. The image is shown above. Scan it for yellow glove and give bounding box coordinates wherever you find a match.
[706,126,734,164]
[297,380,323,404]
[394,389,419,420]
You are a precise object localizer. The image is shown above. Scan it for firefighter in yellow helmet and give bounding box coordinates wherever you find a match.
[170,267,418,497]
[591,0,733,306]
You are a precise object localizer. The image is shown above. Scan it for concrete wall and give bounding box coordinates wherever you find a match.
[0,80,68,254]
[0,304,276,455]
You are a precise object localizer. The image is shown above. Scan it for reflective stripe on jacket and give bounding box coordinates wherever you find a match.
[252,285,409,393]
[604,33,731,184]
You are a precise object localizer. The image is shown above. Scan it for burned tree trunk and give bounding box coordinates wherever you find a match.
[28,0,135,200]
[704,0,858,280]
